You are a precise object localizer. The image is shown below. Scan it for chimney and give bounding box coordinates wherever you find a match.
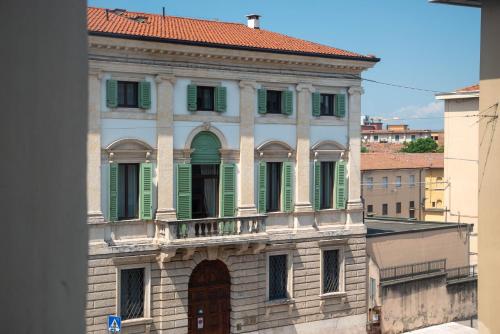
[246,14,261,29]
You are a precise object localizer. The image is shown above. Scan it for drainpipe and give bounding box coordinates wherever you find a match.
[419,168,423,220]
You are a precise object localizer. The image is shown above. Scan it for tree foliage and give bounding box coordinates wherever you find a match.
[400,137,441,153]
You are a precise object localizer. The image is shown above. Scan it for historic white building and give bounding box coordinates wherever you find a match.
[86,7,378,334]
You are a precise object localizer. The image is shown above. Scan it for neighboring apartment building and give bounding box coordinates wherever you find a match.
[85,7,379,334]
[361,153,444,221]
[436,84,479,262]
[362,124,433,144]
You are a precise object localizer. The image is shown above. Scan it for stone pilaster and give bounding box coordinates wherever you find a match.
[346,86,364,214]
[87,69,104,223]
[295,83,315,213]
[155,74,177,221]
[238,80,258,216]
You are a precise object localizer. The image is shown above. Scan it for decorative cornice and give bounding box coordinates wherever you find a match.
[155,74,176,84]
[348,86,364,95]
[88,68,102,79]
[296,83,314,93]
[239,80,259,90]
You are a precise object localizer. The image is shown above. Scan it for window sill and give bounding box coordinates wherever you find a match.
[265,298,294,307]
[109,219,148,225]
[265,211,290,217]
[320,292,347,299]
[122,317,153,327]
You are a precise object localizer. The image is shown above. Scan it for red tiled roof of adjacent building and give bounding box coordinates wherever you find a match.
[361,153,444,171]
[456,84,479,93]
[87,7,378,61]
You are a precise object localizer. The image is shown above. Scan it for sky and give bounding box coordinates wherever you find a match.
[87,0,481,130]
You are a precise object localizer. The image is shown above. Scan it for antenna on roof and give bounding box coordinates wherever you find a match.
[162,7,165,18]
[105,9,109,21]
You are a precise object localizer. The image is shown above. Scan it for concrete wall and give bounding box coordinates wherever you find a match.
[381,276,477,334]
[0,0,88,333]
[478,1,500,333]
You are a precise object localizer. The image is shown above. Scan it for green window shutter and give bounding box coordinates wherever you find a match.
[282,161,294,213]
[106,79,118,108]
[108,163,118,222]
[335,160,347,209]
[258,161,267,213]
[138,81,151,109]
[187,84,197,111]
[176,163,192,220]
[258,88,267,114]
[312,92,321,117]
[335,94,346,118]
[140,163,153,220]
[282,90,293,115]
[215,86,227,112]
[313,161,321,211]
[220,163,236,217]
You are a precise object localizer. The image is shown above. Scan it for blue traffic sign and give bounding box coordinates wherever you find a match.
[108,315,121,333]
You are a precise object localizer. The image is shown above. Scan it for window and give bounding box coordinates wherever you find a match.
[432,201,436,208]
[268,254,288,300]
[320,162,335,209]
[395,134,400,142]
[367,204,373,213]
[320,94,335,116]
[373,135,379,141]
[118,81,139,108]
[369,277,377,307]
[409,200,415,208]
[366,176,374,190]
[323,249,341,293]
[197,86,215,111]
[192,165,219,219]
[409,175,416,187]
[396,176,402,188]
[396,202,402,214]
[267,90,282,114]
[382,204,388,215]
[266,162,282,212]
[118,163,139,220]
[382,177,388,189]
[409,201,415,218]
[411,135,416,141]
[120,268,145,320]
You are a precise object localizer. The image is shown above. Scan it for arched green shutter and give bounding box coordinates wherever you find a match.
[313,161,321,211]
[220,163,236,217]
[282,161,294,213]
[138,81,151,109]
[282,90,293,115]
[312,92,321,117]
[187,84,197,111]
[258,89,267,114]
[190,131,221,165]
[176,163,192,220]
[215,86,227,112]
[258,161,267,213]
[108,163,118,222]
[106,80,118,108]
[335,94,346,118]
[140,163,153,220]
[335,160,347,209]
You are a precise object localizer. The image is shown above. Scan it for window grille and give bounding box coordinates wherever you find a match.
[269,255,288,300]
[323,249,340,293]
[120,268,145,320]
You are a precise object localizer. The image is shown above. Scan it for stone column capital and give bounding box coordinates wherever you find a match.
[239,80,258,90]
[348,86,364,96]
[155,74,176,84]
[296,83,314,93]
[88,68,102,79]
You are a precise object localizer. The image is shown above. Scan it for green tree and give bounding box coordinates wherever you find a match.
[361,146,369,153]
[400,137,438,153]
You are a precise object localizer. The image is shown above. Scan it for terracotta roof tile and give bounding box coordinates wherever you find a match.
[456,84,479,93]
[87,7,377,61]
[361,153,444,171]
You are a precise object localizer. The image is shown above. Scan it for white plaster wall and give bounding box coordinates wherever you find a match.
[100,73,157,114]
[101,119,157,148]
[173,78,240,116]
[310,125,348,148]
[254,124,297,149]
[173,121,240,149]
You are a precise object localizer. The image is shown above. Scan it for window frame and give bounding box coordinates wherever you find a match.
[382,177,388,189]
[266,90,283,114]
[382,203,388,216]
[396,176,402,188]
[320,245,345,296]
[117,81,139,108]
[367,204,373,213]
[266,161,283,213]
[409,175,416,187]
[117,163,140,221]
[373,135,379,142]
[116,263,151,324]
[266,251,293,302]
[319,161,335,209]
[196,85,216,111]
[366,176,374,190]
[319,93,335,116]
[396,202,402,214]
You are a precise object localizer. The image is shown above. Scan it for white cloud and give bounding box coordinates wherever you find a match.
[394,101,444,119]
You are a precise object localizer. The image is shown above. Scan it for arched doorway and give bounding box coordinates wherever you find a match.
[188,260,230,334]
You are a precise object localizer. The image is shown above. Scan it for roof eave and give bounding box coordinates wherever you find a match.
[429,0,482,8]
[88,31,381,63]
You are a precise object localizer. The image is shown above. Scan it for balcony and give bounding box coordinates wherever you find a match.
[380,259,447,285]
[447,265,478,284]
[155,214,269,247]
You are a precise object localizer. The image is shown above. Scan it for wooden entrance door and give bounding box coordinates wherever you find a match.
[188,260,230,334]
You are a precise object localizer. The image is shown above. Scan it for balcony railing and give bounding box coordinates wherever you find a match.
[156,215,267,241]
[446,265,478,281]
[380,259,447,282]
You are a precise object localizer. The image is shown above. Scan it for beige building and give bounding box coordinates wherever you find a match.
[430,1,500,333]
[362,124,433,144]
[85,7,378,334]
[361,153,444,221]
[436,84,479,263]
[366,218,475,334]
